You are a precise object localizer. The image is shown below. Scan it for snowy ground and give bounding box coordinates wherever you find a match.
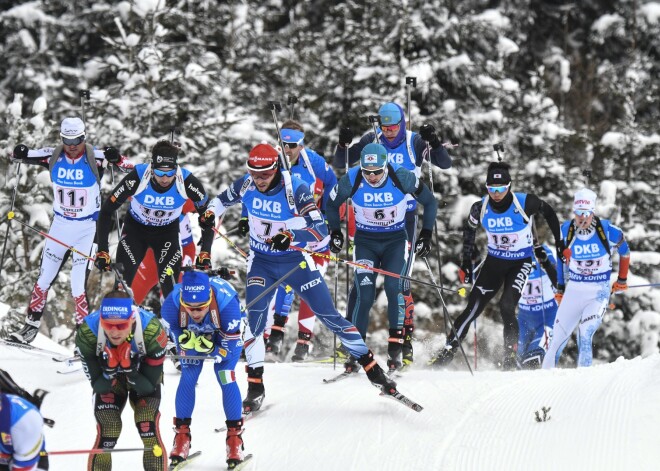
[2,333,660,471]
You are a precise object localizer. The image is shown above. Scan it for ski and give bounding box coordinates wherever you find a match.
[228,453,253,470]
[322,370,358,384]
[57,363,83,375]
[52,354,80,364]
[0,338,71,359]
[214,405,272,433]
[168,451,202,470]
[380,389,424,413]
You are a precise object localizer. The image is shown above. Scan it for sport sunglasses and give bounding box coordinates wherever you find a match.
[153,168,177,177]
[62,135,85,146]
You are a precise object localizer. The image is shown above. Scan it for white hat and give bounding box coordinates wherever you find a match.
[60,117,85,138]
[573,188,597,212]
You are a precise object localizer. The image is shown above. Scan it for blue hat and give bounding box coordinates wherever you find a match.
[378,103,402,125]
[280,129,304,145]
[181,270,211,303]
[360,143,388,169]
[100,297,134,322]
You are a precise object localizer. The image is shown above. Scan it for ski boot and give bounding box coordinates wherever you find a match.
[387,328,404,373]
[343,355,361,374]
[265,314,287,357]
[226,419,245,469]
[8,310,42,344]
[169,418,191,468]
[242,366,265,413]
[501,345,521,371]
[428,341,458,369]
[291,332,312,362]
[401,325,414,368]
[358,350,397,394]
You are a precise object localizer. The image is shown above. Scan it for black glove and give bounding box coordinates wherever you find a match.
[198,210,215,229]
[104,147,121,164]
[419,124,441,148]
[458,261,473,284]
[12,144,28,160]
[556,240,568,264]
[330,230,344,254]
[195,251,212,270]
[94,251,111,272]
[217,266,234,280]
[414,229,433,258]
[338,127,354,146]
[237,217,249,237]
[269,231,292,251]
[534,245,548,263]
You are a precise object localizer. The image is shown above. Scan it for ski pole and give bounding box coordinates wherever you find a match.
[288,95,298,120]
[8,214,95,261]
[422,257,473,376]
[45,444,163,457]
[612,283,660,291]
[212,226,248,259]
[289,245,466,296]
[243,261,307,312]
[111,262,136,302]
[0,161,22,282]
[405,76,416,131]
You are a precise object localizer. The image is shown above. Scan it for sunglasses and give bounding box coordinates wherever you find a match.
[362,168,385,177]
[574,209,593,217]
[249,169,277,181]
[62,135,85,146]
[153,168,177,177]
[100,318,134,331]
[486,183,511,193]
[180,296,212,311]
[380,123,400,132]
[283,142,299,149]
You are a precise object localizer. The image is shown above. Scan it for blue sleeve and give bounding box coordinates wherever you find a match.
[557,223,570,287]
[608,224,630,256]
[412,133,452,169]
[161,290,182,339]
[213,176,248,210]
[220,296,243,334]
[396,168,437,231]
[332,133,373,171]
[325,175,353,232]
[313,155,338,210]
[290,182,329,243]
[241,204,247,217]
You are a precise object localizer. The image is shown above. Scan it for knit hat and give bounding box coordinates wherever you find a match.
[247,143,279,171]
[181,270,211,304]
[486,162,512,185]
[573,188,597,213]
[100,297,134,323]
[360,143,388,169]
[60,117,85,138]
[151,141,178,169]
[378,102,402,125]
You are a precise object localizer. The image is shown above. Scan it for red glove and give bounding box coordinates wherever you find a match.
[554,292,564,305]
[611,278,628,293]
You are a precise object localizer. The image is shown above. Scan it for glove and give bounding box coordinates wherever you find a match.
[198,210,215,228]
[178,330,197,351]
[554,291,564,305]
[115,342,139,374]
[556,240,570,264]
[414,229,433,258]
[330,230,344,254]
[12,144,28,160]
[458,262,473,284]
[237,217,250,237]
[101,346,119,379]
[269,231,293,251]
[104,147,121,164]
[194,335,215,354]
[338,127,354,146]
[217,266,234,280]
[419,124,441,148]
[534,245,548,263]
[95,251,111,272]
[195,251,212,270]
[611,278,628,293]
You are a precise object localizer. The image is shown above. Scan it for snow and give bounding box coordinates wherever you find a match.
[640,2,660,24]
[498,37,519,56]
[438,53,472,72]
[472,9,511,29]
[600,131,626,150]
[591,13,625,35]
[4,334,660,470]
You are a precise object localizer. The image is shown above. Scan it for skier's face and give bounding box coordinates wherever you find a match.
[380,123,400,141]
[486,183,510,202]
[574,210,594,229]
[249,168,278,192]
[283,142,301,164]
[152,166,177,187]
[181,297,212,322]
[62,135,86,158]
[102,320,135,345]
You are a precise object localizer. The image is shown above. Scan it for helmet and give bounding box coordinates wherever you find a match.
[247,143,279,171]
[360,143,388,170]
[60,117,85,139]
[378,103,402,125]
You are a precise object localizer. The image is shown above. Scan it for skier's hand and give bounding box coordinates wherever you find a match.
[554,286,565,305]
[194,335,215,354]
[268,231,293,251]
[330,230,344,254]
[556,240,569,264]
[534,245,548,263]
[198,210,215,229]
[178,330,197,351]
[237,217,250,237]
[414,229,433,258]
[101,346,119,379]
[611,278,628,293]
[338,127,354,147]
[115,342,139,375]
[216,266,234,280]
[458,261,473,284]
[94,251,112,272]
[419,124,441,148]
[12,144,28,160]
[104,147,121,164]
[195,251,212,270]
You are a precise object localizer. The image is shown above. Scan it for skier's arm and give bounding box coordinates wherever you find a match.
[325,175,353,232]
[128,317,167,396]
[332,133,373,171]
[9,406,44,471]
[209,176,248,220]
[315,157,338,210]
[183,173,214,253]
[609,224,631,281]
[11,147,52,168]
[287,183,329,244]
[462,201,483,263]
[396,168,438,231]
[412,133,452,169]
[525,194,562,245]
[75,323,114,394]
[97,170,140,253]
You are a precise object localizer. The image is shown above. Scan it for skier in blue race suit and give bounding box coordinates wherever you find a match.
[208,143,397,413]
[160,270,246,469]
[333,102,452,365]
[326,143,437,373]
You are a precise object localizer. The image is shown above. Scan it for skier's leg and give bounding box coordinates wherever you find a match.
[88,384,128,471]
[576,283,609,367]
[69,219,96,325]
[129,387,167,471]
